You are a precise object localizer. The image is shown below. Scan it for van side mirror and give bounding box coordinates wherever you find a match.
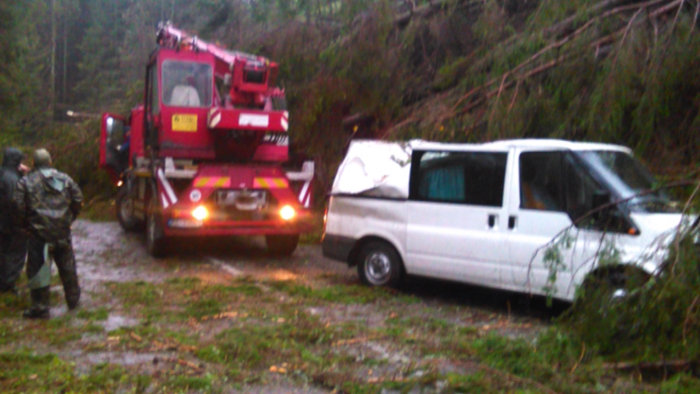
[591,190,632,233]
[592,190,611,210]
[592,190,612,223]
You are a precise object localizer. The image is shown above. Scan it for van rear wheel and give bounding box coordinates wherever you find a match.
[357,241,403,288]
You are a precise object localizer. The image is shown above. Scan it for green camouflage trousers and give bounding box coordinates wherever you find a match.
[26,236,80,308]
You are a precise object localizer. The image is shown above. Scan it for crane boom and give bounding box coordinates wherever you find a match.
[156,21,281,107]
[157,22,270,69]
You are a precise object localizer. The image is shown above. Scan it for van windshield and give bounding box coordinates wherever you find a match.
[576,150,678,213]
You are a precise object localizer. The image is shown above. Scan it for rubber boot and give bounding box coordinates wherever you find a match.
[65,285,80,310]
[23,287,50,319]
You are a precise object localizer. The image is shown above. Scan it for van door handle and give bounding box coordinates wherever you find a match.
[508,215,517,229]
[488,214,497,228]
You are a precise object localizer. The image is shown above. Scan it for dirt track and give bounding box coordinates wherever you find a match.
[56,220,562,390]
[72,219,561,323]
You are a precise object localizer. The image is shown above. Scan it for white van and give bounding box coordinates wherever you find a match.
[322,139,692,301]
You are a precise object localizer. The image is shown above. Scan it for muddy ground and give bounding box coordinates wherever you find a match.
[2,220,568,392]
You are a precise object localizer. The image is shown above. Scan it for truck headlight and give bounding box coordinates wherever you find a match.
[192,205,209,221]
[279,205,296,221]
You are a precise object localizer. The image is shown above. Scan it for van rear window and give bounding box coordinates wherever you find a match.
[411,151,507,207]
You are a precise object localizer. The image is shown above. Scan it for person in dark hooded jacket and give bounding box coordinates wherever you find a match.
[13,148,83,319]
[0,147,27,293]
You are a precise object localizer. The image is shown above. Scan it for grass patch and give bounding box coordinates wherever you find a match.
[76,307,109,321]
[269,280,417,305]
[164,374,214,391]
[0,351,75,391]
[203,310,357,384]
[106,281,161,309]
[0,351,144,391]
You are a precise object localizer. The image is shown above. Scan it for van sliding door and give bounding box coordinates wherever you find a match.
[405,149,510,286]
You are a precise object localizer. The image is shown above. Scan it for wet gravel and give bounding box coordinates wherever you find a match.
[72,220,564,325]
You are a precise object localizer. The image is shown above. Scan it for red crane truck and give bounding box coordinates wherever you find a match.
[99,22,314,257]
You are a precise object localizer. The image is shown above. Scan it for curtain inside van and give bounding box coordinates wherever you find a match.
[420,166,465,202]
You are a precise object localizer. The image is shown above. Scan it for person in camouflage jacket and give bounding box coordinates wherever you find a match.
[13,149,83,319]
[0,147,27,293]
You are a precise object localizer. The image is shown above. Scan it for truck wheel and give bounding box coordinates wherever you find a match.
[266,234,299,256]
[357,241,403,288]
[116,187,143,232]
[146,199,168,258]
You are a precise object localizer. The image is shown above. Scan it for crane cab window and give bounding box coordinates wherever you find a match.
[162,60,213,108]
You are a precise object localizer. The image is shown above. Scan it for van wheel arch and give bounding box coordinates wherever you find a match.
[349,237,403,267]
[575,264,650,310]
[351,237,405,288]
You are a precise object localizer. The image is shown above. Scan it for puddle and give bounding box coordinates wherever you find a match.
[101,314,140,332]
[83,351,161,366]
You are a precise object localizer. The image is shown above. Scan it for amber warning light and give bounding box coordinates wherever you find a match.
[279,205,296,221]
[192,205,210,221]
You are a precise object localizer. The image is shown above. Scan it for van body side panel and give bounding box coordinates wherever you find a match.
[322,195,407,264]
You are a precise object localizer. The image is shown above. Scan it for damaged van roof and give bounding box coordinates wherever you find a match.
[413,139,631,153]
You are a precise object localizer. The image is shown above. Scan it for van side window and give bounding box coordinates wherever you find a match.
[411,151,507,207]
[519,151,565,211]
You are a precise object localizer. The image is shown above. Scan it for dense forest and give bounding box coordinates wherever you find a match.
[1,0,698,198]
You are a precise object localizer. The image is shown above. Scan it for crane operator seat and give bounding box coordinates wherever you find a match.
[170,85,201,107]
[169,75,201,107]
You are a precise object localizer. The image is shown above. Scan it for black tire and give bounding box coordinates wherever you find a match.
[357,241,403,288]
[266,234,299,256]
[146,197,168,258]
[116,187,143,232]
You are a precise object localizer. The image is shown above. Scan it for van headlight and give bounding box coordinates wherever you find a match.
[279,205,296,221]
[192,205,209,221]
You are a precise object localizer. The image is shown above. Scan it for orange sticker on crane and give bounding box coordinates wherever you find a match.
[254,177,288,189]
[194,177,231,188]
[172,114,198,132]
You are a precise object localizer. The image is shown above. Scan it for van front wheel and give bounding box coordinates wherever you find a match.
[357,242,403,288]
[575,267,648,315]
